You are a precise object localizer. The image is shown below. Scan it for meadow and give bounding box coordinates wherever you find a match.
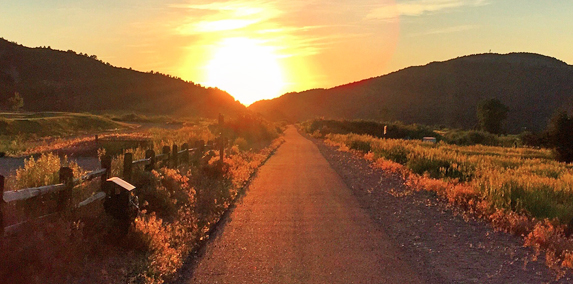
[304,121,573,275]
[0,113,284,284]
[0,112,134,156]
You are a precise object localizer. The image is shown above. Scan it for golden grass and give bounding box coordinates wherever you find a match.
[324,133,573,275]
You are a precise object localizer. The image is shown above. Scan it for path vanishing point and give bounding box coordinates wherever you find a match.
[189,126,422,283]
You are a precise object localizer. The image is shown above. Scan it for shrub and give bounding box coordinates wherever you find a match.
[13,152,84,189]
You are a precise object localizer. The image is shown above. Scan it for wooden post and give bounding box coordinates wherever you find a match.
[0,175,5,235]
[123,153,133,182]
[219,136,225,163]
[218,113,224,126]
[101,155,112,191]
[95,135,99,145]
[145,149,155,171]
[162,146,170,167]
[57,167,74,212]
[172,144,178,167]
[181,143,189,164]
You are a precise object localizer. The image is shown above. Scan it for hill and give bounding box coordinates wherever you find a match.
[0,112,131,137]
[249,53,573,133]
[0,38,246,117]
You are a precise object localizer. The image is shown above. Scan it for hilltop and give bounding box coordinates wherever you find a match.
[0,38,246,117]
[249,53,573,133]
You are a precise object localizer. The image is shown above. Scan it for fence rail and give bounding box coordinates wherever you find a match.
[0,138,225,236]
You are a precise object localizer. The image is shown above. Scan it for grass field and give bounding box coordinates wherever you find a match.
[0,112,134,155]
[324,133,571,219]
[319,131,573,273]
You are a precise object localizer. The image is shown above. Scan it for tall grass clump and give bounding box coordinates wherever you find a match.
[11,152,84,189]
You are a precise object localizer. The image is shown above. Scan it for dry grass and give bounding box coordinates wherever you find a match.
[324,133,573,276]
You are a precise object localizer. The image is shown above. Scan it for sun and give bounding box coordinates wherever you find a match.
[205,38,285,106]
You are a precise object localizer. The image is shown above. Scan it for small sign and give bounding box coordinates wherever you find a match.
[107,177,135,191]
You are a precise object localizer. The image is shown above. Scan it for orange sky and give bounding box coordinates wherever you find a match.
[1,0,572,105]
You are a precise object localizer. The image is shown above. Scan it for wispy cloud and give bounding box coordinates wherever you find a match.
[409,24,479,36]
[366,0,490,20]
[171,0,280,35]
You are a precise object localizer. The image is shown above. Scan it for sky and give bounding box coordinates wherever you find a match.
[1,0,572,105]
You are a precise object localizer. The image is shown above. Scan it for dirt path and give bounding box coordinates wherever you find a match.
[185,126,422,283]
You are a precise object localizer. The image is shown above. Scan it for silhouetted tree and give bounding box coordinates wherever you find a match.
[8,92,23,111]
[477,98,509,134]
[548,110,573,163]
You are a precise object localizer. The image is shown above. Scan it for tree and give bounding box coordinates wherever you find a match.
[8,92,24,111]
[477,98,509,134]
[548,110,573,163]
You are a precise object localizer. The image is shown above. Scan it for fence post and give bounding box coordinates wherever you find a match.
[219,136,225,163]
[0,175,5,235]
[57,167,74,212]
[101,155,112,192]
[218,113,224,126]
[123,153,133,182]
[172,144,178,167]
[145,149,156,171]
[162,146,170,167]
[181,143,189,164]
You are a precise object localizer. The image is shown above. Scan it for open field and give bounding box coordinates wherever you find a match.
[315,129,573,273]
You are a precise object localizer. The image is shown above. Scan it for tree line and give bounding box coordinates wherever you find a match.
[477,98,573,163]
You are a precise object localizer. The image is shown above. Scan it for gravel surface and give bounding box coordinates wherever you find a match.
[309,133,572,283]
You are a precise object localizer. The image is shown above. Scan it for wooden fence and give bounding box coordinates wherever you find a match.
[0,138,228,236]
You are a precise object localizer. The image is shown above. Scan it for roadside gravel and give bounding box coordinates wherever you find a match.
[309,133,571,284]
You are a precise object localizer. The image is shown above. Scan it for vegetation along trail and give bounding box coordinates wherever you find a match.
[183,126,422,283]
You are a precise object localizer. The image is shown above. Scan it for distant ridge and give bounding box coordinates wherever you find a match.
[249,52,573,133]
[0,38,246,117]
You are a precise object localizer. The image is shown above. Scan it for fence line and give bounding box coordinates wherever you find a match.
[0,138,226,236]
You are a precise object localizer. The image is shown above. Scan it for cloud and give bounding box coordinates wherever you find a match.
[366,0,490,20]
[171,0,280,34]
[409,24,479,36]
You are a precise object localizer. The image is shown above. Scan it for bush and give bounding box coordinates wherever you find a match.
[303,119,439,140]
[13,152,84,189]
[548,111,573,163]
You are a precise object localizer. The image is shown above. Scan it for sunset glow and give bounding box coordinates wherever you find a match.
[205,38,285,106]
[1,1,572,104]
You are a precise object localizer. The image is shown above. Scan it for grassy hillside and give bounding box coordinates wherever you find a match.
[0,112,130,137]
[0,38,246,117]
[250,53,573,133]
